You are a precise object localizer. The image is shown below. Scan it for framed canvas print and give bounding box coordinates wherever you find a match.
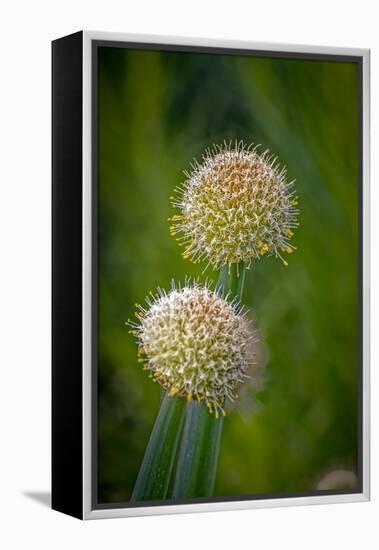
[52,30,370,520]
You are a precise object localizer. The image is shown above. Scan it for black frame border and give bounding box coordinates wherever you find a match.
[52,30,84,519]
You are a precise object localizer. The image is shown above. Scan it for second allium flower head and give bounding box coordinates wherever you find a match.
[129,282,255,416]
[170,141,299,269]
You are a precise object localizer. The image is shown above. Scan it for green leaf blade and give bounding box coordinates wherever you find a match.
[171,400,224,499]
[131,393,186,501]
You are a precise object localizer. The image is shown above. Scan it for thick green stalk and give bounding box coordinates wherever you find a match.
[171,401,224,498]
[170,263,247,499]
[131,393,186,501]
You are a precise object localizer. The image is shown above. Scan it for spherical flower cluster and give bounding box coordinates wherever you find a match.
[170,141,299,270]
[128,282,256,416]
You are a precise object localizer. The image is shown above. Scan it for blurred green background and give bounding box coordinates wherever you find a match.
[97,46,360,503]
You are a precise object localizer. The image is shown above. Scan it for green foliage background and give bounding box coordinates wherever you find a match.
[97,46,360,503]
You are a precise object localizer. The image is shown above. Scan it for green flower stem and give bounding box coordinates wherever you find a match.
[236,263,247,302]
[218,262,246,299]
[171,400,224,498]
[170,263,247,499]
[131,393,186,501]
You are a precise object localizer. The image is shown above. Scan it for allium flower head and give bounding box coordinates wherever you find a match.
[170,141,299,269]
[128,282,256,416]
